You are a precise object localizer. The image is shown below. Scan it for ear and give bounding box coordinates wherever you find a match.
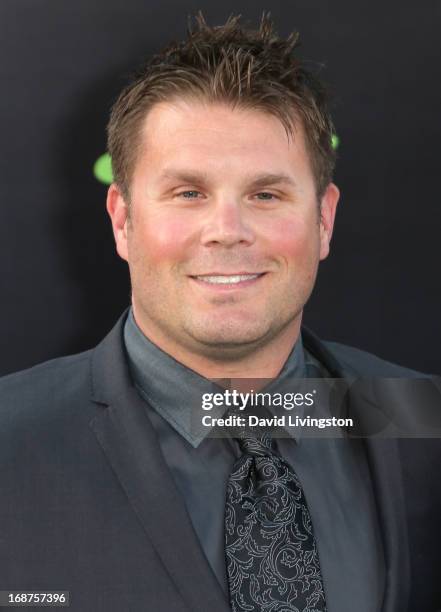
[319,182,340,260]
[106,183,129,262]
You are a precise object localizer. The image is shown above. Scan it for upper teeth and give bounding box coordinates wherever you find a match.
[195,274,261,284]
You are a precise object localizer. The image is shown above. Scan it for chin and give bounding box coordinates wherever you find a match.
[189,324,269,349]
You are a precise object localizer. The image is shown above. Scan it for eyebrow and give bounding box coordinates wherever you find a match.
[159,169,297,189]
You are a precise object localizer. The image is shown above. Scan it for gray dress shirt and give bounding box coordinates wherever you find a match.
[124,308,385,612]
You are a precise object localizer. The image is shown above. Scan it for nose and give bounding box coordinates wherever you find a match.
[200,198,255,247]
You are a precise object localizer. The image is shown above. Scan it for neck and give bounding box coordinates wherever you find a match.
[131,306,302,385]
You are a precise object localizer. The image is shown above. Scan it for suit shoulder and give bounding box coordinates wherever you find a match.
[0,350,93,416]
[322,339,427,378]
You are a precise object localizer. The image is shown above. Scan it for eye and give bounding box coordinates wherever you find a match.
[177,190,203,199]
[255,192,278,201]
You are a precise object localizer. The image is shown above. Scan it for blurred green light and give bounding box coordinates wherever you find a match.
[93,153,113,185]
[331,134,340,150]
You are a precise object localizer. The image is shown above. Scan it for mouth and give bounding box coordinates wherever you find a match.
[189,272,267,290]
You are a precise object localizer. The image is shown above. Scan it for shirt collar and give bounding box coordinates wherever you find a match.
[124,307,308,448]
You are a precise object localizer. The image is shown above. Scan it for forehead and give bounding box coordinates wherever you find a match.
[134,99,313,181]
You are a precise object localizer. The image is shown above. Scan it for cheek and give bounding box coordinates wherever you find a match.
[132,215,196,266]
[263,216,320,263]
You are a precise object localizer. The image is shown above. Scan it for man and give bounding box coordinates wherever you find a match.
[0,13,440,612]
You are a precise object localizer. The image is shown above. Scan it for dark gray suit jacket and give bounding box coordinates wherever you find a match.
[1,311,440,611]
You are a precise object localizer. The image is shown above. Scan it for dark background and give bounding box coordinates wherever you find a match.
[0,0,440,376]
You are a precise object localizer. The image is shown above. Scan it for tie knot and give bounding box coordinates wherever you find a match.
[238,431,274,456]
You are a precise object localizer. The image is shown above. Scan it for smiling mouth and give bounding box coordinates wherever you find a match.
[192,273,264,284]
[189,273,267,289]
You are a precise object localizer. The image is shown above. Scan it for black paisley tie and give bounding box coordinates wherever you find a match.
[225,432,327,612]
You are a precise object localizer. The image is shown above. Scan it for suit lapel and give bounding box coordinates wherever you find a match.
[89,312,230,612]
[302,327,411,612]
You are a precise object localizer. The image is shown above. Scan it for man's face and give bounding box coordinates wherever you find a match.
[108,100,339,360]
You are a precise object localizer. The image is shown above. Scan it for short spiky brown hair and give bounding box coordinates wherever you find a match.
[107,12,337,203]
